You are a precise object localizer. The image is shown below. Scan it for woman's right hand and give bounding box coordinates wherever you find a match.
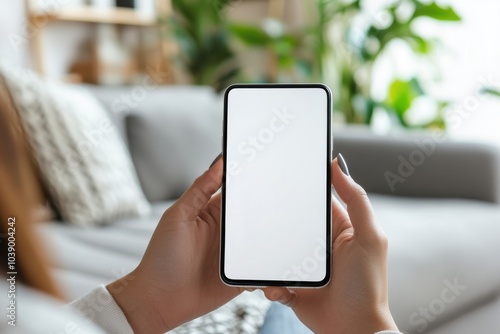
[263,156,399,334]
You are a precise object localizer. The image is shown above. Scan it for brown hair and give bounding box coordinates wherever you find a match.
[0,80,63,299]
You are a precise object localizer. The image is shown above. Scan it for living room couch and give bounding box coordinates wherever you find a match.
[38,84,500,334]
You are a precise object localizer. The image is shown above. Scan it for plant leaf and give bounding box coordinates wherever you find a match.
[405,35,432,54]
[230,23,270,46]
[409,77,425,95]
[481,87,500,97]
[386,78,419,116]
[413,2,461,22]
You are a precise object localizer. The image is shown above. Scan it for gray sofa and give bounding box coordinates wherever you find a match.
[39,85,500,334]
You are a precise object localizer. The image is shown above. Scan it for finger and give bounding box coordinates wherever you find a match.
[173,156,223,221]
[261,287,297,307]
[331,155,382,245]
[331,188,352,241]
[205,192,222,224]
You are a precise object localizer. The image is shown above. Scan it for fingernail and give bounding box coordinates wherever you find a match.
[277,297,292,307]
[209,153,222,168]
[338,153,350,176]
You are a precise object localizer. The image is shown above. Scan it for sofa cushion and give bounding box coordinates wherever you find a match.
[371,194,500,332]
[125,86,222,201]
[333,126,500,203]
[0,63,151,226]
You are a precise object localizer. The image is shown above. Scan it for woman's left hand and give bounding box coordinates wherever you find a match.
[107,156,241,333]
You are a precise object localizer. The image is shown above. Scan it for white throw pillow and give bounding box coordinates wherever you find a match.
[0,63,151,226]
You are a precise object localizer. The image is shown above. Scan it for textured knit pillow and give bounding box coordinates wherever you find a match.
[0,77,57,221]
[0,63,151,226]
[170,291,271,334]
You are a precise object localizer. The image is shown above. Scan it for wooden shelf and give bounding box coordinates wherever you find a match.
[29,6,157,26]
[26,0,174,83]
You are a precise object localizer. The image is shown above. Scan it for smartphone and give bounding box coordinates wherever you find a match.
[221,84,332,287]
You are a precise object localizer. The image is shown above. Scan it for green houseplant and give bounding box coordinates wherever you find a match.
[163,0,461,129]
[162,0,240,92]
[230,0,461,129]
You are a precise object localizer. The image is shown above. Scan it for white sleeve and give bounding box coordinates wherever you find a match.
[65,285,134,334]
[375,331,404,334]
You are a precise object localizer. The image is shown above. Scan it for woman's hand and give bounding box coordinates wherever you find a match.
[262,156,398,334]
[107,156,241,333]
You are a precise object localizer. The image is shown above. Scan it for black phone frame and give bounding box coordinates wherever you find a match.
[220,83,332,288]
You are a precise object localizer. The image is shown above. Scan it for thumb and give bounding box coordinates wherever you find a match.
[173,154,223,220]
[332,154,383,245]
[262,287,297,307]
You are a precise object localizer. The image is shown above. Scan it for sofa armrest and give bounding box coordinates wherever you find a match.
[333,126,500,203]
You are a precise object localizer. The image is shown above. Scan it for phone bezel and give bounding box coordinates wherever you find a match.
[220,83,332,288]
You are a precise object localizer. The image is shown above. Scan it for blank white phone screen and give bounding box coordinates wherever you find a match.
[224,86,329,283]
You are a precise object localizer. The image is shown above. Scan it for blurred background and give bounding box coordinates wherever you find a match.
[1,0,499,144]
[1,1,500,334]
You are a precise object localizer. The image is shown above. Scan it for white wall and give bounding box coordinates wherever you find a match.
[431,0,500,145]
[370,0,500,145]
[0,1,34,68]
[0,0,93,77]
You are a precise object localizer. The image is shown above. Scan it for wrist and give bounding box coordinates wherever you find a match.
[106,271,167,334]
[348,306,398,334]
[317,305,398,334]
